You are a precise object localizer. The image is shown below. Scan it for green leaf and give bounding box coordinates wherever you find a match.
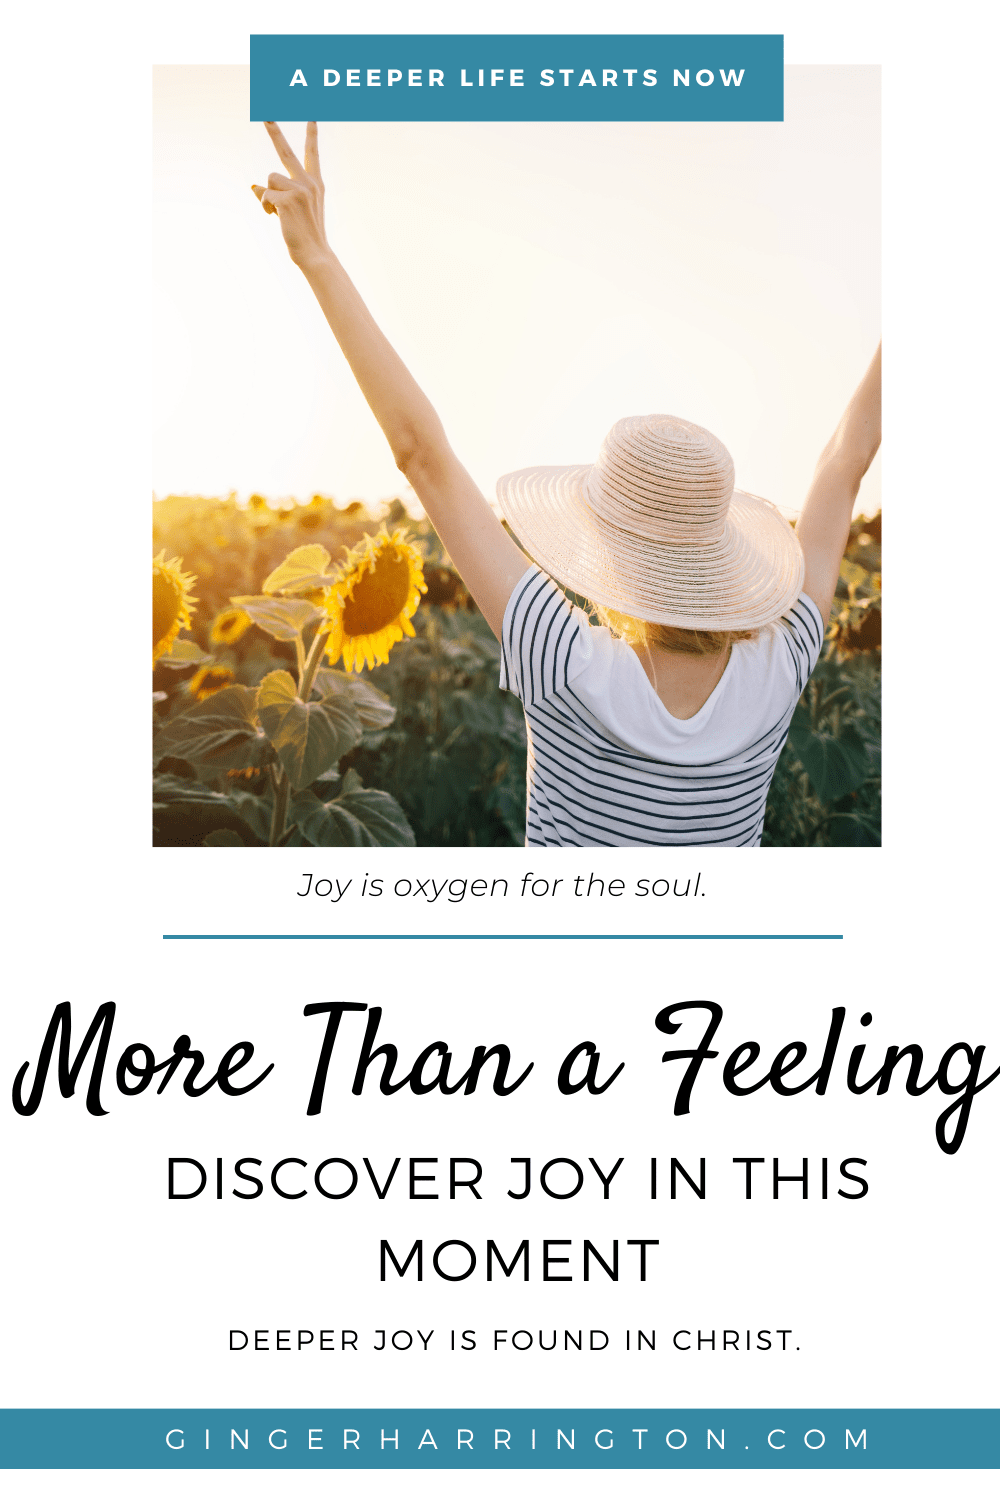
[442,639,494,671]
[839,557,872,592]
[203,828,244,846]
[312,668,397,729]
[290,772,415,847]
[226,789,275,843]
[159,636,215,667]
[488,780,527,844]
[229,595,322,641]
[449,688,505,736]
[277,822,312,847]
[261,544,339,595]
[788,719,870,803]
[257,670,364,790]
[152,773,267,846]
[154,773,236,810]
[825,811,881,847]
[154,686,266,771]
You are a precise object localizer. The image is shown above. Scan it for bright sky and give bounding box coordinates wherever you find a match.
[153,64,880,520]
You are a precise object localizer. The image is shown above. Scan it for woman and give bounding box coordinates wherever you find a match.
[253,122,881,848]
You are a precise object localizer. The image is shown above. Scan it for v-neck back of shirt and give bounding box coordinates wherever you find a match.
[498,566,824,846]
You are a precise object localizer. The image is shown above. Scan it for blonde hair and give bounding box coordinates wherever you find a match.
[594,605,757,657]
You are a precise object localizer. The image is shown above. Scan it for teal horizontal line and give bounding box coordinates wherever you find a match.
[163,933,842,941]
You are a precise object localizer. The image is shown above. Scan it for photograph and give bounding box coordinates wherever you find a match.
[153,64,881,848]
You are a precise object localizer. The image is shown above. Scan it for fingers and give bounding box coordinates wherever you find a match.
[252,174,296,200]
[303,121,321,179]
[252,172,296,215]
[251,185,279,215]
[264,120,305,178]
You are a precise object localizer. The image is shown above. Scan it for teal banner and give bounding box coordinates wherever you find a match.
[249,35,783,122]
[1,1409,995,1468]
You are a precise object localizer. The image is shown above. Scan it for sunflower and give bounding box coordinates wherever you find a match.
[210,606,252,646]
[297,496,327,531]
[188,665,236,700]
[153,552,197,665]
[322,527,427,671]
[423,564,472,612]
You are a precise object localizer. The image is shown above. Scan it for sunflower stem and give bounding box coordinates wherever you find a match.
[268,629,328,848]
[297,627,328,702]
[268,772,291,847]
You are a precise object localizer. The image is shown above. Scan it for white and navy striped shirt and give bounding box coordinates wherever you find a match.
[499,566,824,847]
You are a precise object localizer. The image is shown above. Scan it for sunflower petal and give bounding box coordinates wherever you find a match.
[318,527,426,675]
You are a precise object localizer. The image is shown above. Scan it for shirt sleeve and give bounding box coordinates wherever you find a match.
[777,594,826,696]
[498,566,592,707]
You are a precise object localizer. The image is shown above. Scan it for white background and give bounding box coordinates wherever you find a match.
[3,0,999,1496]
[7,939,995,1407]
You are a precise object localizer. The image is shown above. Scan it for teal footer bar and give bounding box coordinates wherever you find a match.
[1,1409,995,1469]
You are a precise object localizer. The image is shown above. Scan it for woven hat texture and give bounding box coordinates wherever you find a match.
[496,414,804,630]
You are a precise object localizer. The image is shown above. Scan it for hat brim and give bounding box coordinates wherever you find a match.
[496,463,805,631]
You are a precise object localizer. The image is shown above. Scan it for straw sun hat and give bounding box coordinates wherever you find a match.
[496,414,804,631]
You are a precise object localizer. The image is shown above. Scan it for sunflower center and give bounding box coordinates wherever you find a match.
[342,550,411,636]
[153,572,181,648]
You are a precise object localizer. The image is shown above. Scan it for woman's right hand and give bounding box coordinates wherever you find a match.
[252,121,331,272]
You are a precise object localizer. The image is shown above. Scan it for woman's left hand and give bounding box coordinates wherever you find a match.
[252,121,331,272]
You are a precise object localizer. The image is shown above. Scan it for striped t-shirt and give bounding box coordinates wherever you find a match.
[499,566,824,847]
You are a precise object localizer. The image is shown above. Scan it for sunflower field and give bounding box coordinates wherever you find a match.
[153,495,881,847]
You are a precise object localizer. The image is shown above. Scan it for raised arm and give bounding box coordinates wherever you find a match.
[253,121,528,639]
[795,344,882,624]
